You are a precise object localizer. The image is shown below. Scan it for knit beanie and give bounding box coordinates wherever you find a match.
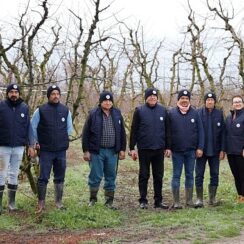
[47,85,61,98]
[99,91,114,103]
[177,89,191,100]
[144,88,158,101]
[6,84,20,95]
[204,92,216,102]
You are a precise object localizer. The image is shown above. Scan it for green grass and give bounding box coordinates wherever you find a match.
[1,144,244,243]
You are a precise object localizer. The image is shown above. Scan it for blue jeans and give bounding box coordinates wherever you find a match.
[38,150,66,185]
[0,146,24,186]
[171,150,196,189]
[195,155,220,187]
[89,148,118,191]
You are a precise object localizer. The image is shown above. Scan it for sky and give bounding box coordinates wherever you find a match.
[1,0,243,42]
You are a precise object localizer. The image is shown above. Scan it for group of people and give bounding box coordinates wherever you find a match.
[0,84,244,214]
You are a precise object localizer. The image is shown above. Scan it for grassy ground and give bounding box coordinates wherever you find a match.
[1,141,244,243]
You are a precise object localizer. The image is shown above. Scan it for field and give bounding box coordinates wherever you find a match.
[1,141,244,244]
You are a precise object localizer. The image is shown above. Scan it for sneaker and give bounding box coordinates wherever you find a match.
[139,202,148,209]
[154,202,169,209]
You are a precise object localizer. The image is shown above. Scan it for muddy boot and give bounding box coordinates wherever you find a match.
[172,188,183,209]
[54,183,65,210]
[88,187,99,207]
[36,183,47,214]
[104,190,117,210]
[0,185,4,215]
[185,188,195,208]
[8,184,17,211]
[209,185,218,206]
[195,187,204,208]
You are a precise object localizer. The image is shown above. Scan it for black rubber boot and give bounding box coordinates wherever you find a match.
[185,187,195,208]
[195,187,204,208]
[104,190,117,210]
[54,183,65,209]
[0,185,4,215]
[172,188,183,209]
[36,183,47,214]
[88,187,99,207]
[8,184,17,211]
[209,185,218,206]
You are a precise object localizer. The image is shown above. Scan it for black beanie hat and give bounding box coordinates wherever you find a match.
[177,89,191,100]
[204,92,216,102]
[99,91,113,103]
[144,88,158,101]
[6,84,20,95]
[47,85,61,98]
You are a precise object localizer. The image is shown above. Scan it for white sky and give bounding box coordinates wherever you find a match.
[1,0,243,42]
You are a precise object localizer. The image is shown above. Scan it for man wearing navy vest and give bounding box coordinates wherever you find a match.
[168,89,204,209]
[82,91,126,209]
[195,92,225,207]
[30,85,73,213]
[0,84,32,214]
[129,88,171,209]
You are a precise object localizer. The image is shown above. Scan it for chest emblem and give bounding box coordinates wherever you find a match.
[191,118,195,123]
[118,120,121,124]
[236,123,241,128]
[217,122,221,126]
[21,113,25,118]
[61,117,65,122]
[160,117,164,121]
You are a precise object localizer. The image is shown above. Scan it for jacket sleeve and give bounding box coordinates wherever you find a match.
[81,112,92,152]
[120,115,127,151]
[197,112,205,150]
[129,108,139,150]
[165,110,172,150]
[220,111,226,152]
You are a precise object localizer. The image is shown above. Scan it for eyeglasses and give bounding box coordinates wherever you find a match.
[233,101,243,104]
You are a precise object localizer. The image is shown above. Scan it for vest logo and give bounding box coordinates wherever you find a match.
[160,117,164,121]
[61,117,65,122]
[118,120,121,124]
[21,113,25,118]
[217,122,221,126]
[236,123,241,128]
[191,118,195,123]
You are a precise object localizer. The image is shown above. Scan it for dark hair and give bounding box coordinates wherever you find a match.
[232,95,244,103]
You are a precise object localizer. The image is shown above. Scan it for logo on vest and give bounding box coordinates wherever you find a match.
[217,122,221,126]
[160,117,164,121]
[21,113,25,118]
[61,117,65,122]
[236,123,241,128]
[118,119,121,124]
[191,118,195,123]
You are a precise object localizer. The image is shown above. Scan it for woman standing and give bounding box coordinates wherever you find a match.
[226,95,244,203]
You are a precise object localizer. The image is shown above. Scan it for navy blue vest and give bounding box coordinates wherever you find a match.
[226,109,244,155]
[136,104,167,150]
[37,103,69,152]
[169,106,203,152]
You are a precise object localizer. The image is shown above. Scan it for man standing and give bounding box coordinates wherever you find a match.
[168,89,204,209]
[195,92,225,207]
[30,85,73,213]
[82,91,126,208]
[129,88,171,209]
[0,84,32,214]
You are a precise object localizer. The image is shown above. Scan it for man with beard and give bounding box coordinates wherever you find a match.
[168,89,204,209]
[30,85,73,213]
[0,84,32,214]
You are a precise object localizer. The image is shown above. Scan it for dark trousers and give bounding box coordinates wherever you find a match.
[138,149,164,204]
[227,154,244,195]
[195,155,220,187]
[38,150,66,185]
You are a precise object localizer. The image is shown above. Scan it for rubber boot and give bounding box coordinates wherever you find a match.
[88,187,99,207]
[172,188,183,209]
[195,187,204,208]
[54,183,65,209]
[104,190,117,210]
[36,183,47,214]
[0,185,4,215]
[185,187,195,208]
[8,184,17,211]
[208,185,218,206]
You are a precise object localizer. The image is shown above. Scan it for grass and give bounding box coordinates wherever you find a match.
[1,142,244,243]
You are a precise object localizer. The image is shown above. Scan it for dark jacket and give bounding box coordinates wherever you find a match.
[37,103,69,152]
[82,106,126,154]
[168,106,204,152]
[198,107,225,154]
[225,108,244,155]
[129,103,170,150]
[0,99,30,147]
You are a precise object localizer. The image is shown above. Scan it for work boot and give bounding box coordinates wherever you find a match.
[208,185,218,206]
[88,187,99,207]
[8,184,17,211]
[54,183,65,209]
[36,183,47,214]
[104,190,117,210]
[195,187,204,208]
[172,188,183,209]
[185,188,195,208]
[0,185,4,215]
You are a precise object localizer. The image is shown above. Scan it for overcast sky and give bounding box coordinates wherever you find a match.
[1,0,243,38]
